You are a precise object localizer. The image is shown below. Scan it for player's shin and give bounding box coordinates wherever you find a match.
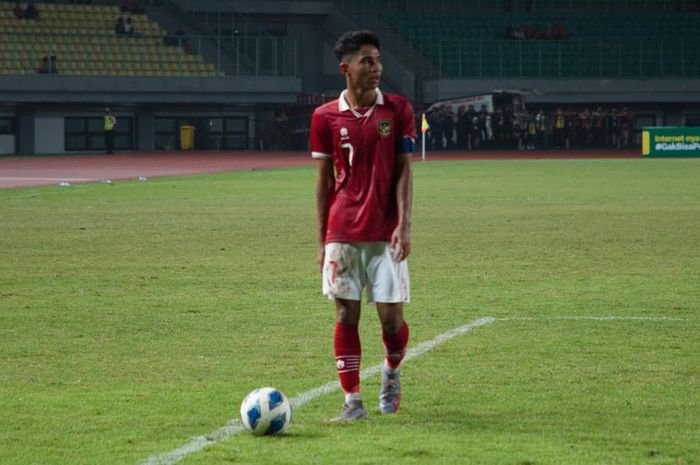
[382,321,409,370]
[334,322,362,400]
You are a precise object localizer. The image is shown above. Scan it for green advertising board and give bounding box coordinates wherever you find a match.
[642,127,700,157]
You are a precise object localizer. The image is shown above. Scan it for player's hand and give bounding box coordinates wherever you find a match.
[317,244,325,271]
[390,225,411,262]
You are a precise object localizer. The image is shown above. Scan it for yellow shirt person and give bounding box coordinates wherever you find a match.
[104,108,117,154]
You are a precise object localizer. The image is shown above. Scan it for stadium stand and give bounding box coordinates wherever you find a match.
[2,0,700,156]
[376,9,700,78]
[0,1,223,76]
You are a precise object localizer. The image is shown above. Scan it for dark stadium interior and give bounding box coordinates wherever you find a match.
[2,0,700,155]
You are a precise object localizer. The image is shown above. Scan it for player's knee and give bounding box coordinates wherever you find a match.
[377,303,404,333]
[335,300,360,325]
[381,318,404,335]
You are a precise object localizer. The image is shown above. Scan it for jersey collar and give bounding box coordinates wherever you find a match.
[339,89,384,118]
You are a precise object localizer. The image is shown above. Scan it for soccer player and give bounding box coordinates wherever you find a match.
[310,30,416,421]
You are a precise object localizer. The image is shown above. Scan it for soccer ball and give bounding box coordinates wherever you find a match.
[240,387,292,436]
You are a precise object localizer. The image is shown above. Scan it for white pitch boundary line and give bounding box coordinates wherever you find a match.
[498,315,690,322]
[140,314,692,465]
[140,317,497,465]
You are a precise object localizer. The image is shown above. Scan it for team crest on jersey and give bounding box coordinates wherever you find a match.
[340,127,349,140]
[378,120,392,137]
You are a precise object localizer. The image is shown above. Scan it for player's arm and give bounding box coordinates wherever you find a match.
[310,109,334,270]
[315,157,334,269]
[391,149,412,262]
[391,99,417,263]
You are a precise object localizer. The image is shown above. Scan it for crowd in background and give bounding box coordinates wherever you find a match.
[258,103,637,152]
[425,105,635,151]
[13,0,39,19]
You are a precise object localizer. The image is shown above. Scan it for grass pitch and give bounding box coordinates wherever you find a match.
[1,158,698,465]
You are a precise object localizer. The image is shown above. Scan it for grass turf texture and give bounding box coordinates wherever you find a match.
[0,158,698,465]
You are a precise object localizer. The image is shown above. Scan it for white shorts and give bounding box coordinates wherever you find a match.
[322,242,410,304]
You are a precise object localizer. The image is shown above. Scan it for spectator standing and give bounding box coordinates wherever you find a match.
[535,109,546,149]
[13,1,24,18]
[441,105,456,149]
[183,39,195,54]
[484,112,493,148]
[607,108,619,148]
[36,56,49,74]
[526,111,537,150]
[272,110,290,150]
[619,107,632,147]
[466,105,478,150]
[552,107,566,148]
[115,17,125,34]
[104,108,117,154]
[564,107,576,149]
[124,17,134,35]
[578,108,592,148]
[477,105,489,148]
[48,55,58,74]
[515,111,527,150]
[36,55,59,75]
[592,107,606,148]
[493,107,505,149]
[503,106,515,149]
[427,110,441,150]
[456,106,469,150]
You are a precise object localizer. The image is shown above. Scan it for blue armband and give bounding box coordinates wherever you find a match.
[396,136,415,154]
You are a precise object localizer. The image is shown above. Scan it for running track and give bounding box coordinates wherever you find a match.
[0,150,640,190]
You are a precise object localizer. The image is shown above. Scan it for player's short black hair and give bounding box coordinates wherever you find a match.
[333,30,380,62]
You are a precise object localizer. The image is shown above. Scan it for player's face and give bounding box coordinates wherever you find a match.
[342,45,382,91]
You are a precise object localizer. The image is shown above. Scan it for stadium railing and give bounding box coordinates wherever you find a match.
[430,38,699,78]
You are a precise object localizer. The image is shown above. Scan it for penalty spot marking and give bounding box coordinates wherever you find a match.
[140,317,496,465]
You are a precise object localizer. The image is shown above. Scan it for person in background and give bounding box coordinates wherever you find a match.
[13,1,25,18]
[456,106,469,150]
[552,108,566,149]
[104,108,117,154]
[619,107,632,148]
[115,17,126,34]
[24,0,38,19]
[37,56,49,74]
[124,17,134,35]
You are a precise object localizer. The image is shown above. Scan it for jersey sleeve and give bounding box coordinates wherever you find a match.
[309,109,333,160]
[395,98,417,154]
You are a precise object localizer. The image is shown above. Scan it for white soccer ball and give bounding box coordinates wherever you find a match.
[240,387,292,436]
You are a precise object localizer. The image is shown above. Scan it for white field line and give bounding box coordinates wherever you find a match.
[140,317,496,465]
[498,315,690,322]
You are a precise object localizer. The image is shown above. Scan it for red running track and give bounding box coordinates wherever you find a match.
[0,149,640,190]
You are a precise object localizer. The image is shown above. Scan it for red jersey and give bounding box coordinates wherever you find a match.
[310,89,416,243]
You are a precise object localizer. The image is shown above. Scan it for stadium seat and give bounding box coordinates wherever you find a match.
[0,2,222,77]
[381,7,700,78]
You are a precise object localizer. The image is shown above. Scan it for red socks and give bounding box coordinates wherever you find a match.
[334,321,410,394]
[382,322,409,369]
[334,322,361,394]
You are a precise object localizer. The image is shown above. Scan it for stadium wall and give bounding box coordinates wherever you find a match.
[0,75,301,155]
